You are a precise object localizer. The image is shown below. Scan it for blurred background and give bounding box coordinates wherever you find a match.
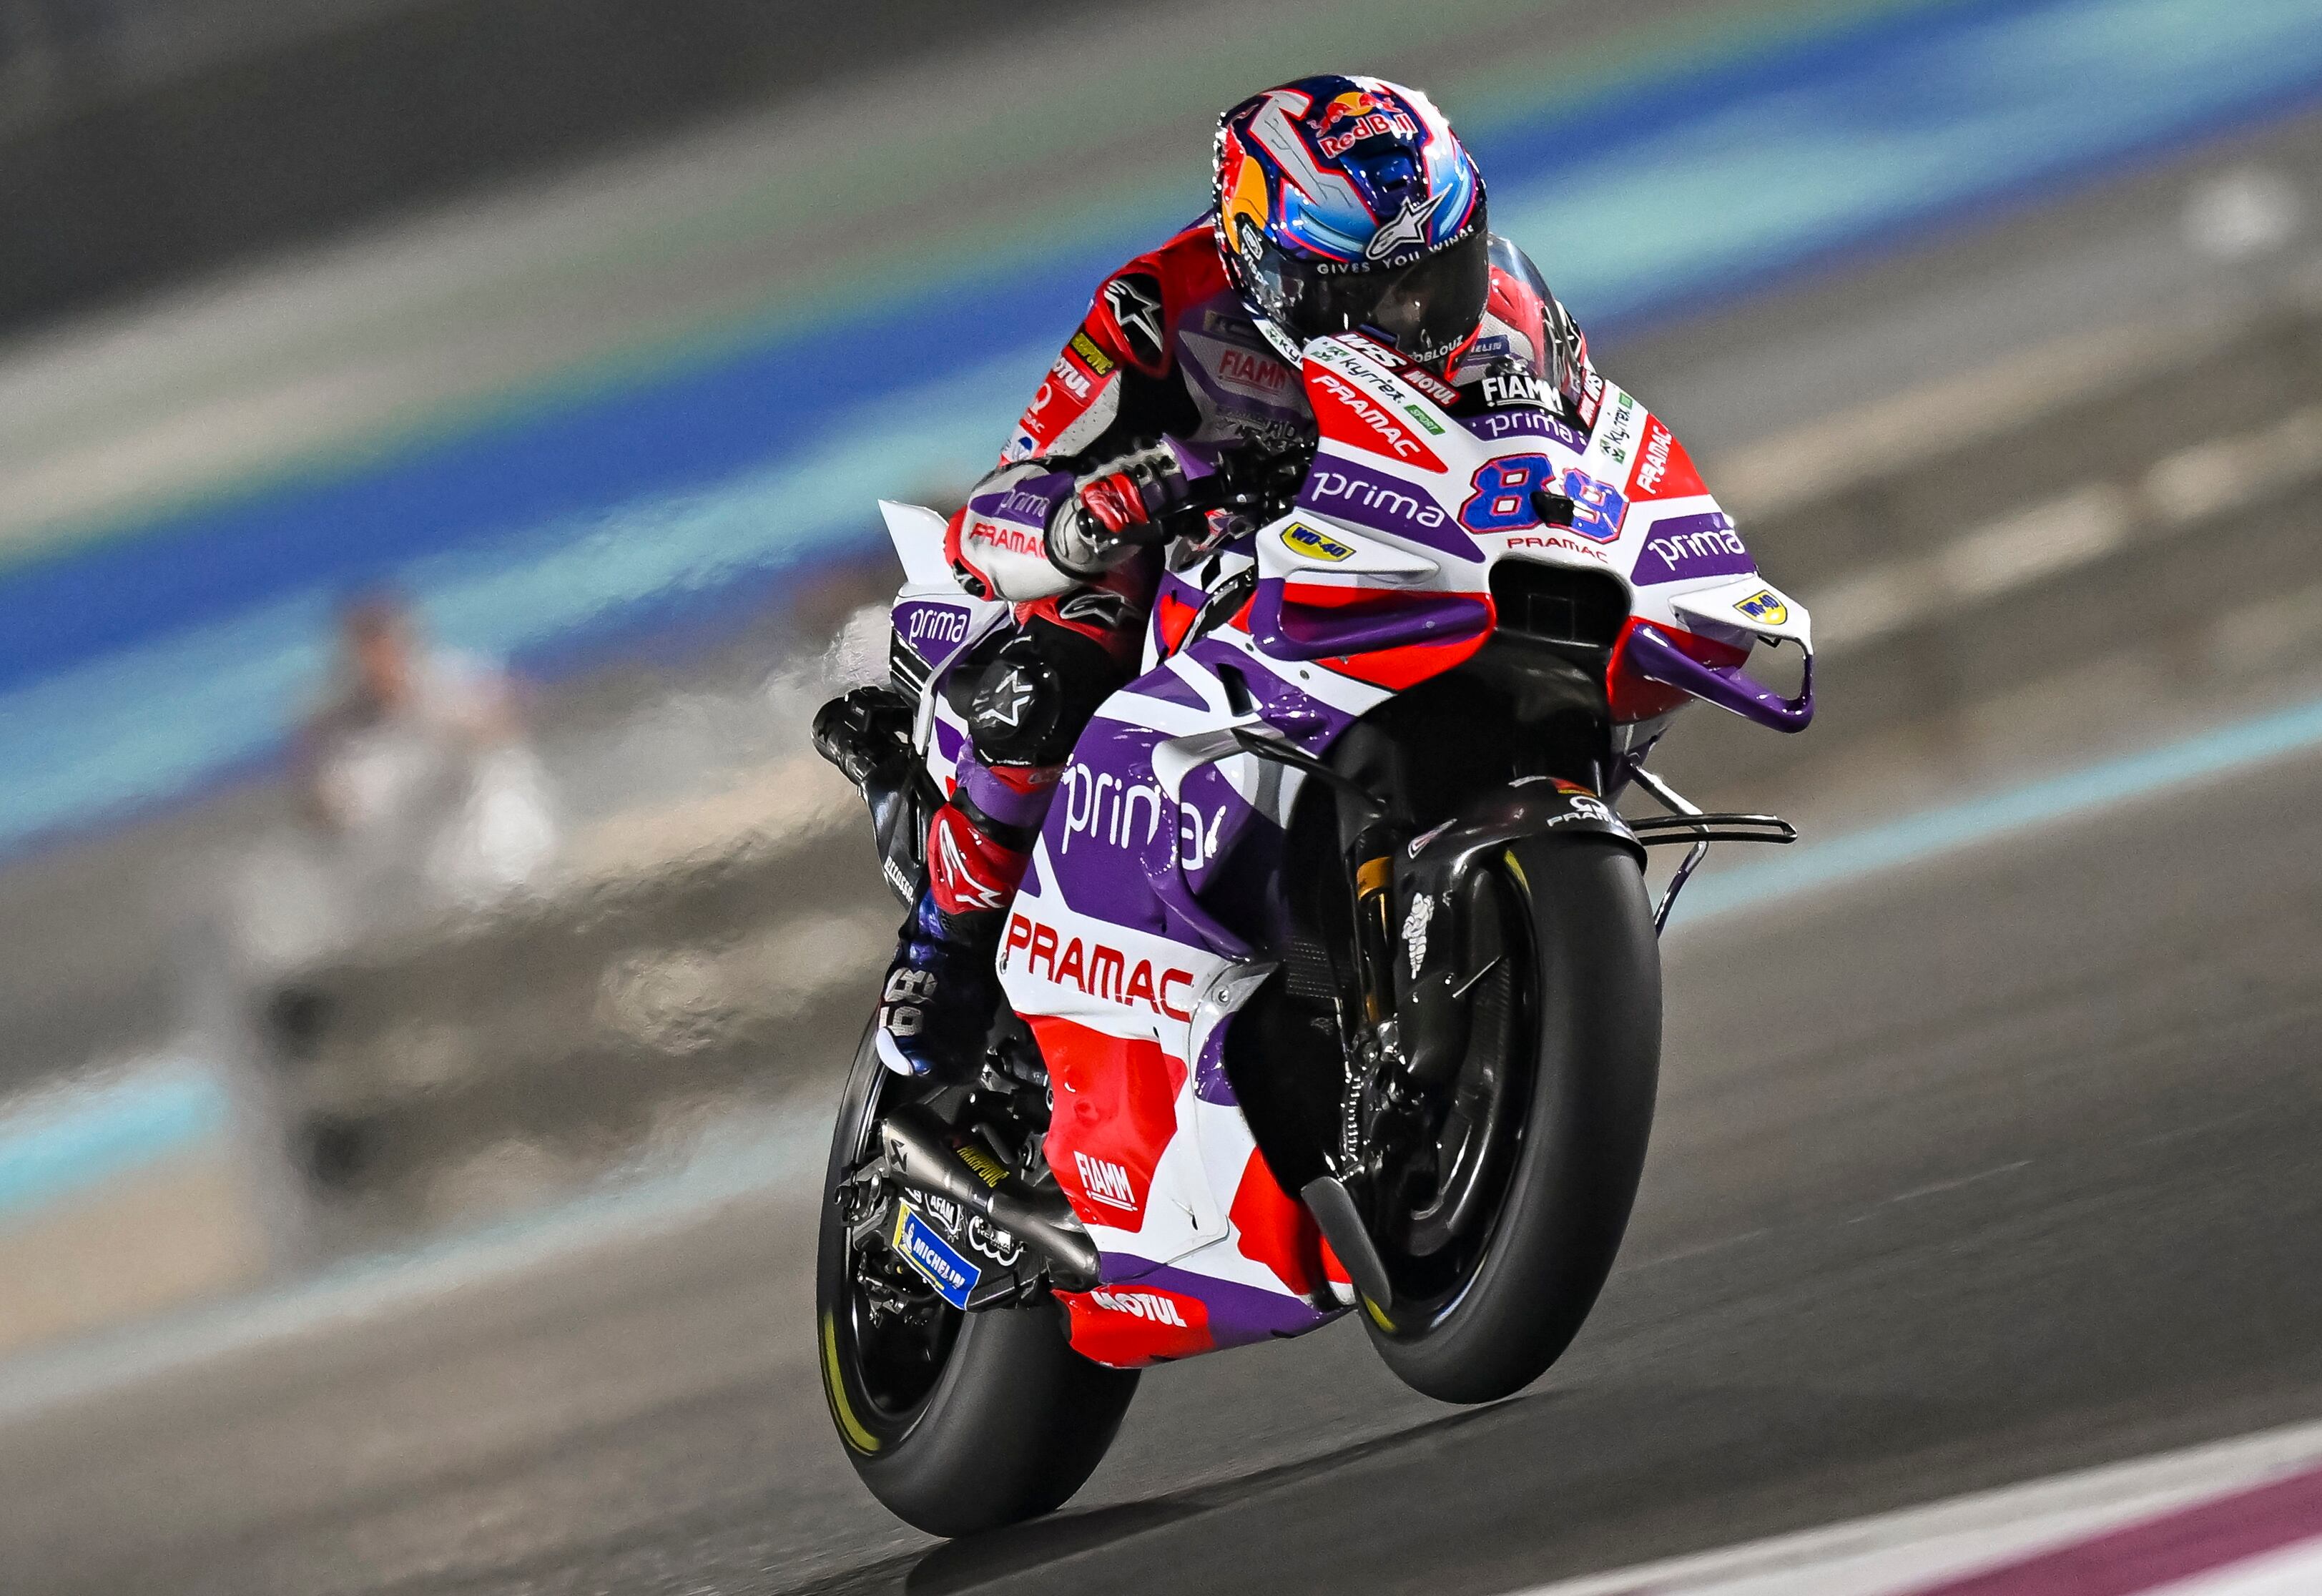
[4,0,2322,1588]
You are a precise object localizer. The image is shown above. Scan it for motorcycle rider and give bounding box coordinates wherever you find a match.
[865,74,1603,1079]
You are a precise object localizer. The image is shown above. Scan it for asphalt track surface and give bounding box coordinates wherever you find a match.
[8,734,2322,1596]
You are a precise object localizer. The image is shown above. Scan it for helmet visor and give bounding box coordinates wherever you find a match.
[1246,220,1489,366]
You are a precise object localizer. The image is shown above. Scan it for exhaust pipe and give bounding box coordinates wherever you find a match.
[878,1105,1101,1290]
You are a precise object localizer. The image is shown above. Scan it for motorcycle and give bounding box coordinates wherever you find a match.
[811,332,1811,1537]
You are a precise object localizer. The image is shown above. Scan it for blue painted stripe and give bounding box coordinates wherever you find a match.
[0,1060,227,1221]
[5,0,2322,853]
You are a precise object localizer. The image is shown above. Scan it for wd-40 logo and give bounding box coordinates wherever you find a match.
[1734,589,1789,626]
[1073,1151,1138,1211]
[1088,1288,1187,1326]
[1281,523,1354,563]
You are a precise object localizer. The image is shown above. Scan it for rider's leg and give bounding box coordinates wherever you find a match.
[875,586,1147,1078]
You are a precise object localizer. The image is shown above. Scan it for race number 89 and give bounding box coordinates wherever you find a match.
[1457,455,1627,543]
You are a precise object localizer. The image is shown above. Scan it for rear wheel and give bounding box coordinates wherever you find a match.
[1364,835,1661,1403]
[815,1020,1139,1537]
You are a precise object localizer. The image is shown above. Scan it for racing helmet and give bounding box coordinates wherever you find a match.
[1214,75,1489,371]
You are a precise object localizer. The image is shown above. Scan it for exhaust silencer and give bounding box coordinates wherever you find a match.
[877,1105,1101,1290]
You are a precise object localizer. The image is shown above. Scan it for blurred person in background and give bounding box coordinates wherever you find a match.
[296,591,557,917]
[865,74,1599,1078]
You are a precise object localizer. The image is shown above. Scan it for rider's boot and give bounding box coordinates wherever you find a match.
[875,789,1040,1079]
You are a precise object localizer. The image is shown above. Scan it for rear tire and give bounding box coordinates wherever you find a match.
[815,1020,1139,1537]
[1366,836,1661,1403]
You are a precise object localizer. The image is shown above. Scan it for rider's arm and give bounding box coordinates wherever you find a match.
[947,262,1206,602]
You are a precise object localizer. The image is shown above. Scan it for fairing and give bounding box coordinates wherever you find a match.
[877,337,1808,1366]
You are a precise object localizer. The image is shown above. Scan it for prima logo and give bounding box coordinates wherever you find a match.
[1640,523,1748,575]
[901,604,969,647]
[1088,1288,1188,1325]
[1303,467,1449,532]
[1179,802,1225,870]
[1060,764,1164,855]
[1073,1152,1138,1211]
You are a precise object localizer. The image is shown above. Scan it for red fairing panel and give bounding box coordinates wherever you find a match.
[1056,1282,1214,1364]
[1228,1148,1324,1298]
[1028,1013,1188,1233]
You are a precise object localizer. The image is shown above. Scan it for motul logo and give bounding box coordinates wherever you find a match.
[1090,1289,1187,1326]
[1074,1151,1138,1210]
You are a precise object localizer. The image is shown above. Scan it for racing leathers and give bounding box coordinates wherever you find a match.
[874,218,1598,1078]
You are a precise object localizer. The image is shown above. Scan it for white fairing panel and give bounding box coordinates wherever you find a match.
[879,500,956,587]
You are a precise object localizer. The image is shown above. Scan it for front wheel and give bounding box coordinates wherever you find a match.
[815,1020,1139,1537]
[1364,835,1661,1404]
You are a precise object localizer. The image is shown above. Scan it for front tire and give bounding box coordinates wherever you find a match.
[815,1020,1139,1537]
[1365,835,1661,1403]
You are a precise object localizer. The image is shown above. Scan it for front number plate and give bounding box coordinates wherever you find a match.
[892,1202,979,1309]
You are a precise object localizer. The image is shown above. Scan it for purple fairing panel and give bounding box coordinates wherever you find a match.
[891,597,979,669]
[1192,1021,1236,1106]
[1458,405,1591,455]
[1294,453,1480,561]
[1045,719,1176,935]
[1099,1252,1339,1346]
[1627,623,1815,732]
[1249,578,1493,662]
[1128,665,1209,710]
[1630,511,1756,586]
[965,468,1076,532]
[933,717,965,765]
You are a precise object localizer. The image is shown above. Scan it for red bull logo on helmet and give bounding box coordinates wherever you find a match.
[1309,88,1417,160]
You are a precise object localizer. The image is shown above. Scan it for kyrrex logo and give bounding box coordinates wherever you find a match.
[1073,1151,1138,1211]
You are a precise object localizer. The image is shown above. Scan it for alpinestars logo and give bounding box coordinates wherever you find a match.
[1103,274,1166,368]
[1073,1151,1138,1210]
[1089,1289,1187,1326]
[1365,187,1452,262]
[933,822,1007,910]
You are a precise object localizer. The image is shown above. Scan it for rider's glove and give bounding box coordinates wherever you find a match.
[1046,442,1194,580]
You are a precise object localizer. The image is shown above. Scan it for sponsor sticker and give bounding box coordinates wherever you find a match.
[893,1203,979,1309]
[1734,589,1789,626]
[1073,1151,1138,1212]
[1402,403,1445,436]
[1068,330,1115,376]
[1281,522,1355,563]
[1002,913,1195,1020]
[1088,1287,1189,1326]
[1597,390,1638,465]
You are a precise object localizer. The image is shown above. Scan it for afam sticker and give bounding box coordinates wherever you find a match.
[1733,589,1789,626]
[1281,522,1355,563]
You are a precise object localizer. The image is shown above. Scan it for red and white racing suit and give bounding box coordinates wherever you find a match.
[923,217,1598,927]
